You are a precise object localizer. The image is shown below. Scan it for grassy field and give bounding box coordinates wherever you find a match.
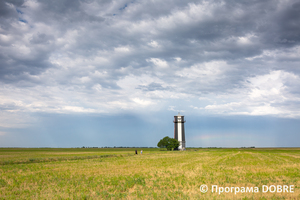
[0,148,299,199]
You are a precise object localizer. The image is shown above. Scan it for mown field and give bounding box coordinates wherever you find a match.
[0,148,299,199]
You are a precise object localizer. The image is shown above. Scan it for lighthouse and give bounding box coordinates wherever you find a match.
[173,112,186,150]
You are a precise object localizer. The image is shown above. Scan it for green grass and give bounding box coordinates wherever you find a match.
[0,148,299,199]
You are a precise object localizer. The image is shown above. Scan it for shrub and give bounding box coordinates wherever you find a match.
[157,136,179,151]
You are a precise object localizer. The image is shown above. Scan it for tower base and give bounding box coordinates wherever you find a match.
[178,141,186,150]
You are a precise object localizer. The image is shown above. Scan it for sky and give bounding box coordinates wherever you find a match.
[1,0,300,148]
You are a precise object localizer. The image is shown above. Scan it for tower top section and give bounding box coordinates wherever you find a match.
[173,113,185,123]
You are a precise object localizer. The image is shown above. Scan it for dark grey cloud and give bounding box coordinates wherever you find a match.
[35,0,105,26]
[30,33,54,45]
[0,0,24,18]
[269,1,300,45]
[137,82,171,92]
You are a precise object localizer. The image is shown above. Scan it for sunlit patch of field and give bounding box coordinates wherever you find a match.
[0,148,299,199]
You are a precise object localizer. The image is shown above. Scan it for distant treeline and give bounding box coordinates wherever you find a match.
[80,146,158,149]
[80,146,256,149]
[188,147,256,148]
[0,146,256,149]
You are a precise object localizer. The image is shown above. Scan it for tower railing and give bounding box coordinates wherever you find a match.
[173,120,186,123]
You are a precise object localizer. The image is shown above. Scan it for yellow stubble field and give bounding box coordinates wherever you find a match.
[0,148,299,199]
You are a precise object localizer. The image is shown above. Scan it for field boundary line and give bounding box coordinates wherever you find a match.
[0,153,135,166]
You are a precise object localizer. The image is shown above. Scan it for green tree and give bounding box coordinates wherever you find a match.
[157,136,179,151]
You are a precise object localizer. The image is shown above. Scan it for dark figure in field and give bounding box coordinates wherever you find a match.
[135,150,137,155]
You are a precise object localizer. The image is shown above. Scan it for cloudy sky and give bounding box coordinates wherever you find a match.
[1,0,300,147]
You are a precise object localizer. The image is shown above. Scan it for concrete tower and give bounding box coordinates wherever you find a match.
[173,112,186,150]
